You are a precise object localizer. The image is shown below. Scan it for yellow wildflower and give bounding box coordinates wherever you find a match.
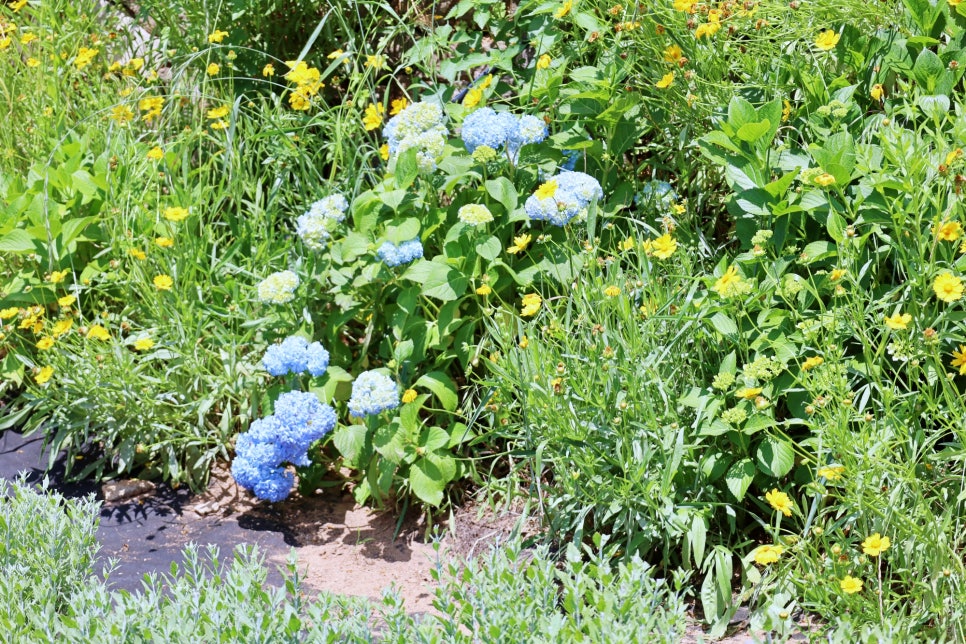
[934,272,964,303]
[0,307,19,320]
[207,105,230,119]
[507,233,532,254]
[52,319,72,337]
[362,103,385,131]
[520,293,542,316]
[753,544,784,566]
[86,324,110,341]
[379,143,389,161]
[208,30,229,43]
[74,47,99,70]
[134,337,155,351]
[20,32,36,45]
[401,388,418,404]
[146,146,163,161]
[535,180,558,200]
[883,312,911,330]
[262,63,275,77]
[155,236,174,248]
[952,345,966,374]
[138,95,164,122]
[737,387,763,400]
[829,268,846,281]
[815,30,840,51]
[817,464,844,481]
[651,233,677,259]
[814,173,836,187]
[604,285,621,297]
[36,337,54,351]
[476,284,492,296]
[164,206,189,222]
[554,0,573,19]
[49,270,69,284]
[35,366,54,385]
[207,62,220,75]
[129,248,146,260]
[390,97,408,115]
[536,54,551,70]
[870,84,884,101]
[840,575,863,594]
[656,72,675,89]
[935,221,963,242]
[57,294,75,307]
[664,44,683,64]
[765,488,793,516]
[153,274,174,291]
[712,265,746,298]
[365,54,386,70]
[695,22,720,39]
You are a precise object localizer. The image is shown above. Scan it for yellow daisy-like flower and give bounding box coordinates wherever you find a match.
[262,63,275,77]
[753,544,784,566]
[163,206,189,222]
[712,265,746,298]
[861,533,891,557]
[207,105,230,119]
[86,324,110,341]
[35,365,54,385]
[840,575,863,594]
[694,22,720,39]
[129,248,147,260]
[36,337,54,350]
[153,274,174,291]
[155,236,174,248]
[74,47,99,70]
[507,233,532,255]
[365,54,386,70]
[765,488,793,517]
[535,180,558,200]
[57,294,76,308]
[20,32,37,45]
[935,221,963,242]
[146,146,163,161]
[462,87,484,109]
[870,84,884,101]
[736,387,763,400]
[390,97,409,116]
[401,388,418,404]
[51,319,73,337]
[604,285,621,297]
[208,29,229,43]
[362,102,385,131]
[802,356,824,370]
[134,337,155,351]
[663,44,683,64]
[951,345,966,375]
[829,268,847,281]
[674,0,695,10]
[883,312,912,330]
[379,143,390,161]
[49,269,69,284]
[554,0,573,19]
[0,307,20,320]
[207,63,220,76]
[651,233,677,259]
[536,54,551,70]
[815,29,840,51]
[476,284,492,296]
[26,57,40,68]
[520,293,542,317]
[934,272,964,303]
[655,72,675,89]
[817,464,844,481]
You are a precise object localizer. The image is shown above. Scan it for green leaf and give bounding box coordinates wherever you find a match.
[0,229,38,253]
[386,218,421,245]
[735,120,771,144]
[403,260,468,301]
[418,426,450,452]
[415,371,459,411]
[476,235,502,261]
[485,177,518,213]
[394,147,420,190]
[373,421,407,464]
[332,424,368,466]
[409,457,446,506]
[755,435,795,478]
[710,312,738,338]
[801,241,837,263]
[725,458,755,501]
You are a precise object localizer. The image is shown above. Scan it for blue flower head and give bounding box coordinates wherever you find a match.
[273,390,338,446]
[524,171,603,227]
[377,238,423,267]
[383,101,447,171]
[262,337,330,377]
[636,180,677,211]
[348,370,399,417]
[251,467,295,502]
[462,109,547,160]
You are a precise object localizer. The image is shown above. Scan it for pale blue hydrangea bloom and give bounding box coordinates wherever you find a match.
[256,270,299,304]
[308,194,349,222]
[348,370,399,417]
[524,171,603,227]
[262,336,329,377]
[377,238,423,267]
[297,193,349,250]
[462,109,548,160]
[232,391,338,501]
[636,180,677,211]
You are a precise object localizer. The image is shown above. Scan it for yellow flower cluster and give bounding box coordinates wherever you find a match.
[284,60,324,110]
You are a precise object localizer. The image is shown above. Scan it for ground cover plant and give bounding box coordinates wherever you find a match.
[4,0,966,639]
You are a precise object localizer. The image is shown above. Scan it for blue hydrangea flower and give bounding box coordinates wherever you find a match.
[524,171,603,227]
[377,238,423,267]
[562,149,580,171]
[305,342,330,377]
[262,337,330,377]
[462,109,548,161]
[348,370,399,417]
[232,391,337,501]
[636,180,677,211]
[256,270,299,304]
[308,194,349,221]
[262,336,309,376]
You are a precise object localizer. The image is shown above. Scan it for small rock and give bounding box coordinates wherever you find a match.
[101,479,156,503]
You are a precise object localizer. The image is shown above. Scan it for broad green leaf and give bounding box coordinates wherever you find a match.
[735,120,771,144]
[409,457,446,506]
[386,218,421,245]
[415,371,459,411]
[403,260,468,301]
[725,458,755,501]
[755,435,795,478]
[476,236,502,261]
[485,177,518,214]
[418,426,450,452]
[332,424,368,465]
[0,229,38,253]
[710,312,738,338]
[394,147,419,190]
